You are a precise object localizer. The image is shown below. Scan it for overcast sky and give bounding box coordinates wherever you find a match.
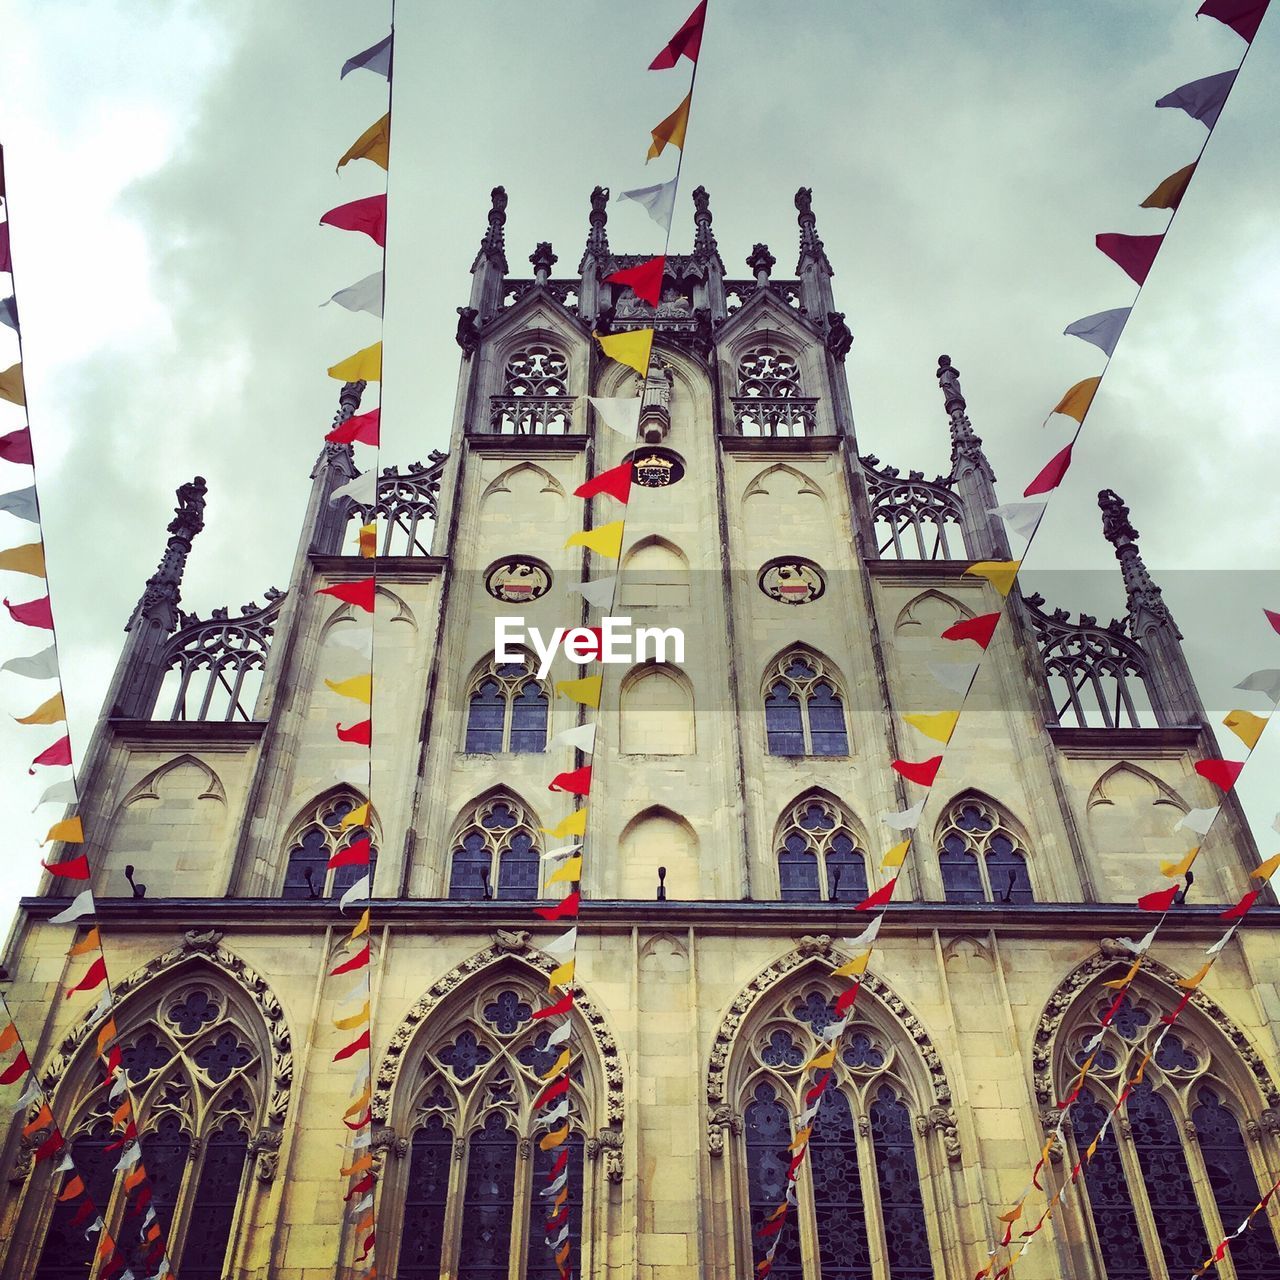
[0,0,1276,937]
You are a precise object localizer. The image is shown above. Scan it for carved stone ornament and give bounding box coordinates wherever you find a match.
[248,1127,283,1183]
[1037,1108,1065,1164]
[491,928,531,954]
[1031,950,1280,1109]
[758,558,826,606]
[39,931,293,1128]
[372,946,625,1135]
[370,1125,409,1175]
[484,558,552,604]
[586,1126,625,1184]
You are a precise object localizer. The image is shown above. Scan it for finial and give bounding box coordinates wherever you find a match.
[337,380,366,421]
[530,242,558,284]
[129,476,209,633]
[583,185,611,266]
[1098,489,1177,633]
[692,185,719,260]
[937,355,965,415]
[747,243,776,287]
[474,185,508,273]
[1098,488,1138,548]
[795,186,829,267]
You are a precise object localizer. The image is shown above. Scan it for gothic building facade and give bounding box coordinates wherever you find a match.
[1,186,1278,1280]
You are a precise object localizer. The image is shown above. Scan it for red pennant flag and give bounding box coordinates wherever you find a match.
[1197,0,1269,41]
[5,594,54,628]
[1099,990,1128,1025]
[336,719,372,745]
[834,984,860,1015]
[649,1,707,68]
[604,256,666,306]
[1160,991,1194,1025]
[0,427,34,465]
[0,222,9,273]
[533,992,575,1020]
[1221,889,1261,920]
[804,1073,831,1105]
[1096,233,1164,285]
[892,756,942,787]
[1023,443,1074,496]
[331,944,371,976]
[35,1129,65,1161]
[327,836,372,869]
[535,891,580,922]
[547,1147,570,1178]
[1264,608,1280,635]
[548,765,592,795]
[758,1213,788,1238]
[334,1029,371,1062]
[0,1050,30,1086]
[574,462,633,504]
[65,956,107,999]
[856,878,897,911]
[316,577,375,612]
[536,1075,572,1109]
[358,1231,376,1261]
[1137,883,1180,912]
[320,194,387,247]
[69,1199,96,1229]
[344,1172,376,1200]
[1195,759,1244,791]
[942,612,1000,648]
[41,852,90,879]
[30,733,73,774]
[326,407,380,446]
[345,1108,372,1130]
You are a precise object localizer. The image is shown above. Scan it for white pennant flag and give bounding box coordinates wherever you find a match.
[85,1216,104,1238]
[340,875,370,911]
[548,722,597,754]
[109,1073,127,1099]
[1,644,59,679]
[1081,1031,1104,1053]
[587,396,641,437]
[988,502,1046,542]
[1175,806,1219,835]
[842,914,883,951]
[350,1127,372,1148]
[541,1098,570,1126]
[881,799,925,831]
[349,1193,374,1216]
[1273,811,1280,837]
[323,270,385,318]
[540,843,582,863]
[34,778,78,809]
[113,1141,141,1172]
[330,470,377,506]
[927,662,979,695]
[1206,926,1238,956]
[545,927,577,960]
[1235,670,1280,703]
[572,576,617,608]
[54,1150,74,1172]
[49,890,95,924]
[350,1060,371,1091]
[541,1170,569,1196]
[328,626,374,657]
[617,177,678,232]
[820,1016,851,1043]
[1063,307,1131,358]
[546,1223,571,1249]
[1116,926,1158,955]
[545,1019,573,1047]
[16,1075,42,1108]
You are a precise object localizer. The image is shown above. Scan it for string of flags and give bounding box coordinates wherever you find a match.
[0,142,178,1279]
[754,2,1276,1272]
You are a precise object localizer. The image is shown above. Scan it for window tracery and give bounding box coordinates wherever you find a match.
[764,650,849,757]
[281,792,379,900]
[936,795,1033,904]
[490,343,574,435]
[447,794,542,901]
[733,345,817,437]
[775,795,868,903]
[464,653,550,754]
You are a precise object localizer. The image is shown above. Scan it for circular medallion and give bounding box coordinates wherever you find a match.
[485,557,552,603]
[758,558,826,605]
[628,447,685,489]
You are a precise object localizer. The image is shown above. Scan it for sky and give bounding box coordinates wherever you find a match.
[0,0,1276,937]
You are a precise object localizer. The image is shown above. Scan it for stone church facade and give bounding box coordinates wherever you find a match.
[1,186,1278,1280]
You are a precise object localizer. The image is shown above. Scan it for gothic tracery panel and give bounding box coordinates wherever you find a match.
[281,790,379,900]
[763,649,849,757]
[464,653,550,754]
[935,794,1033,905]
[775,793,868,903]
[447,793,542,901]
[489,342,575,435]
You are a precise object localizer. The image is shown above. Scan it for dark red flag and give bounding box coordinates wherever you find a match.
[1195,759,1244,791]
[1096,233,1164,285]
[548,766,592,795]
[535,891,580,922]
[0,1050,30,1085]
[326,407,380,446]
[649,2,707,68]
[0,426,33,465]
[1137,883,1180,912]
[320,194,387,247]
[942,612,1000,648]
[1197,0,1270,41]
[533,992,575,1020]
[5,594,54,628]
[0,222,9,273]
[334,1029,371,1062]
[574,462,633,504]
[65,955,107,999]
[604,256,665,306]
[1023,444,1073,496]
[316,577,375,611]
[30,733,72,773]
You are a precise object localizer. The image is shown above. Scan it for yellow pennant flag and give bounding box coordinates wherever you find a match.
[540,1123,570,1151]
[831,951,870,979]
[0,542,45,577]
[1223,709,1268,749]
[880,840,910,870]
[334,1002,369,1031]
[565,521,626,559]
[997,1202,1024,1225]
[1051,376,1101,423]
[1132,1050,1153,1085]
[594,328,654,376]
[341,801,371,830]
[1177,960,1212,990]
[43,815,83,845]
[1085,1134,1100,1160]
[1140,161,1196,211]
[804,1047,836,1071]
[903,710,960,744]
[350,908,370,939]
[325,674,373,704]
[787,1126,812,1152]
[338,113,390,172]
[549,855,583,885]
[647,93,691,160]
[541,1048,570,1080]
[328,342,383,382]
[341,1153,373,1177]
[16,691,65,725]
[1160,846,1199,879]
[344,1085,372,1118]
[1101,959,1141,990]
[69,927,101,958]
[1251,853,1280,880]
[542,809,588,839]
[964,560,1021,597]
[549,959,576,990]
[358,522,377,558]
[555,676,602,707]
[0,363,25,407]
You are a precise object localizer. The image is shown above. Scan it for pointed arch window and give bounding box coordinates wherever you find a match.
[936,796,1032,904]
[1061,987,1280,1280]
[491,343,573,435]
[775,795,868,903]
[388,979,598,1279]
[30,977,264,1280]
[733,345,817,437]
[465,654,549,754]
[281,792,378,900]
[448,795,542,900]
[764,652,848,757]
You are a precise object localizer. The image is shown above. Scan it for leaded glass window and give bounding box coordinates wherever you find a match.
[526,1132,584,1280]
[775,795,869,903]
[1071,1090,1149,1280]
[936,796,1033,904]
[464,654,549,754]
[178,1117,249,1280]
[459,1112,518,1280]
[448,794,543,900]
[811,1089,872,1280]
[33,1120,116,1280]
[400,1115,452,1280]
[869,1087,931,1280]
[281,792,379,899]
[764,651,849,756]
[745,1081,803,1279]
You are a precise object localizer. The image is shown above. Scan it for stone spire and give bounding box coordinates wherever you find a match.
[578,186,611,325]
[530,242,558,285]
[467,186,508,320]
[936,356,1009,559]
[794,187,836,321]
[746,244,775,288]
[692,186,721,265]
[309,381,365,554]
[1098,489,1200,726]
[691,185,726,323]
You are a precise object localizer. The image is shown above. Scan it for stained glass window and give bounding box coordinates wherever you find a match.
[811,1089,872,1280]
[744,1081,802,1279]
[458,1113,517,1280]
[281,793,379,899]
[465,655,549,754]
[526,1132,585,1280]
[178,1118,248,1280]
[127,1113,191,1273]
[1072,1090,1149,1280]
[937,797,1033,904]
[448,795,543,901]
[775,796,869,903]
[34,1120,116,1280]
[869,1087,931,1280]
[398,1115,452,1280]
[764,653,849,756]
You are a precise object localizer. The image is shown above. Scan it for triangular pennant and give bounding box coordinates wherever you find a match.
[604,256,665,306]
[341,33,393,79]
[49,890,95,924]
[1160,847,1200,879]
[649,1,707,68]
[1023,445,1073,497]
[1251,853,1280,881]
[1196,1,1268,43]
[337,114,390,172]
[880,840,910,869]
[323,271,385,319]
[564,522,625,559]
[1141,162,1197,211]
[1063,307,1131,357]
[554,677,602,707]
[1234,670,1280,703]
[587,395,642,437]
[326,407,381,446]
[575,462,633,504]
[1050,377,1100,424]
[327,341,383,383]
[880,799,926,831]
[548,765,592,795]
[547,722,596,753]
[963,561,1021,597]
[42,816,83,845]
[617,177,679,232]
[1137,883,1180,912]
[856,879,897,911]
[0,541,45,576]
[5,594,54,628]
[330,470,377,507]
[542,809,588,839]
[0,363,26,407]
[325,674,374,704]
[320,194,387,248]
[1096,233,1163,286]
[2,643,58,678]
[0,485,39,523]
[892,756,942,787]
[647,93,691,160]
[316,578,376,612]
[1175,806,1219,835]
[903,711,960,744]
[927,662,979,695]
[16,691,66,725]
[572,576,617,608]
[942,612,1000,645]
[988,502,1046,541]
[1223,709,1267,749]
[0,427,33,466]
[594,329,654,376]
[1195,759,1244,792]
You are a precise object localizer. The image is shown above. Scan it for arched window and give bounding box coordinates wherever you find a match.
[491,343,573,435]
[281,792,379,900]
[31,975,263,1280]
[733,345,816,437]
[763,650,849,756]
[730,980,940,1279]
[448,794,542,900]
[1060,985,1280,1280]
[775,795,868,903]
[620,666,694,755]
[387,976,599,1278]
[464,653,549,754]
[936,795,1032,904]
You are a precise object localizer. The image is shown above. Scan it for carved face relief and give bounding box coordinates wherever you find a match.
[758,558,826,605]
[485,558,551,603]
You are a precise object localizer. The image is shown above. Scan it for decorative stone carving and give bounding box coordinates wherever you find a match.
[491,929,531,954]
[1038,1109,1065,1163]
[915,1107,962,1162]
[455,306,481,356]
[586,1127,625,1183]
[8,1132,39,1186]
[518,1136,532,1161]
[1261,1107,1280,1137]
[796,935,833,958]
[825,311,852,361]
[706,1104,742,1158]
[248,1127,283,1182]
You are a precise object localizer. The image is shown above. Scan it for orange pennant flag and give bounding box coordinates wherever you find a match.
[1141,162,1196,211]
[341,1152,373,1176]
[57,1175,86,1202]
[344,1085,372,1119]
[69,927,101,958]
[16,692,66,725]
[0,1022,17,1053]
[1051,376,1101,424]
[647,93,691,160]
[539,1123,570,1150]
[42,816,83,846]
[1177,961,1213,990]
